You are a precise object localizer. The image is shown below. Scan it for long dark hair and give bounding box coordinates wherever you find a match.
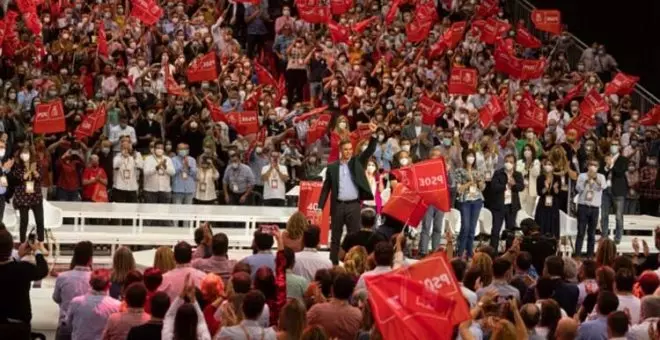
[173,303,198,340]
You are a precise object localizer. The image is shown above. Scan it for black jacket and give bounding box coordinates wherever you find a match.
[600,154,629,197]
[0,254,49,323]
[126,321,163,340]
[319,136,377,212]
[489,168,525,212]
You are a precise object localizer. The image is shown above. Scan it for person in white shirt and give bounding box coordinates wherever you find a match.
[260,151,289,207]
[143,141,175,204]
[627,296,660,340]
[108,116,137,153]
[293,226,332,281]
[355,241,393,292]
[217,290,277,340]
[614,268,641,324]
[112,140,143,204]
[195,155,220,204]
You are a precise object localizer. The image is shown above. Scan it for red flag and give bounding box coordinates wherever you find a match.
[74,114,98,139]
[472,18,510,44]
[245,127,267,162]
[516,92,547,133]
[98,21,108,57]
[494,40,546,80]
[0,19,6,47]
[519,58,546,80]
[2,11,19,57]
[90,104,107,131]
[406,21,432,43]
[328,21,350,44]
[274,75,287,106]
[391,158,452,212]
[186,52,217,83]
[531,9,561,35]
[475,0,499,18]
[352,16,377,34]
[165,67,186,96]
[479,95,506,127]
[579,89,609,117]
[16,0,37,13]
[564,112,596,139]
[604,72,639,96]
[297,3,331,24]
[418,95,446,125]
[560,80,585,107]
[330,0,352,15]
[33,100,66,134]
[307,114,331,144]
[243,86,262,111]
[298,181,330,244]
[227,111,259,135]
[515,27,542,49]
[389,252,472,326]
[385,0,400,25]
[414,0,438,23]
[382,184,428,226]
[205,97,227,123]
[349,124,374,149]
[294,106,329,123]
[448,67,478,95]
[365,273,455,340]
[639,105,660,126]
[443,21,467,50]
[254,62,277,88]
[22,12,42,35]
[130,0,163,26]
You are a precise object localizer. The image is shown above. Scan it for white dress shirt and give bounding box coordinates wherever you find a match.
[112,153,143,191]
[108,125,137,151]
[292,248,333,281]
[143,155,175,192]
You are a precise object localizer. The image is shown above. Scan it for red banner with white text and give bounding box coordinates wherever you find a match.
[298,181,330,244]
[186,52,217,83]
[448,67,478,95]
[604,72,639,96]
[531,9,561,35]
[33,100,66,134]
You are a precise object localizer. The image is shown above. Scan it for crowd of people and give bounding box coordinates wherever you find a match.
[0,0,660,338]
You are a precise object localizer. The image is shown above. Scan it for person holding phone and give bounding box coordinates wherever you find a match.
[10,146,46,248]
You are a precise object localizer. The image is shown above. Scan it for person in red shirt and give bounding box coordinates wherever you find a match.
[82,154,109,202]
[56,148,85,201]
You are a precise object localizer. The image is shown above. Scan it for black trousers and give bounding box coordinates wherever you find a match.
[19,202,45,243]
[490,205,517,249]
[112,189,138,225]
[330,200,361,265]
[246,33,266,59]
[285,68,308,105]
[263,198,285,207]
[0,321,31,340]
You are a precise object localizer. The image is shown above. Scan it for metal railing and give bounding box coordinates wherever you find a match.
[507,0,660,113]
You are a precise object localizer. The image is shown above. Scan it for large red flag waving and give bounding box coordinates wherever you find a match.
[33,100,66,134]
[479,95,506,127]
[205,97,227,123]
[391,158,452,212]
[639,105,660,126]
[531,9,561,35]
[579,89,609,117]
[604,72,639,96]
[448,67,478,95]
[226,111,259,135]
[517,92,547,133]
[328,21,350,44]
[306,114,331,144]
[564,112,597,139]
[254,62,278,88]
[382,185,428,226]
[130,0,163,26]
[406,21,432,43]
[516,27,542,49]
[560,80,585,106]
[352,16,377,33]
[98,21,108,57]
[186,52,217,83]
[418,95,446,125]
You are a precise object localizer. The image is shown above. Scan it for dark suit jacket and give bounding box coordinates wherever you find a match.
[522,278,579,317]
[600,155,629,197]
[126,321,163,340]
[401,124,433,160]
[489,168,525,212]
[319,136,377,212]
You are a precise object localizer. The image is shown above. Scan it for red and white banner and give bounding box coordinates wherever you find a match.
[391,158,452,212]
[560,80,585,106]
[365,273,455,340]
[494,40,546,80]
[384,0,401,24]
[350,123,374,149]
[165,67,186,96]
[472,18,510,44]
[328,21,350,44]
[515,27,542,49]
[130,0,163,26]
[294,106,329,123]
[226,111,259,136]
[414,0,438,23]
[74,114,98,139]
[33,100,66,134]
[297,3,331,24]
[604,72,639,96]
[579,89,609,117]
[98,21,108,57]
[205,98,227,123]
[531,9,561,35]
[564,111,596,139]
[381,184,428,226]
[479,95,506,127]
[254,62,278,88]
[475,0,499,18]
[639,105,660,126]
[186,52,217,83]
[352,16,377,34]
[516,92,547,133]
[406,21,432,43]
[330,0,352,15]
[298,181,330,245]
[448,67,478,95]
[22,12,42,35]
[418,95,446,125]
[442,21,467,50]
[306,114,331,144]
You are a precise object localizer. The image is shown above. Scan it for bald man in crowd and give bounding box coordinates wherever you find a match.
[555,317,578,340]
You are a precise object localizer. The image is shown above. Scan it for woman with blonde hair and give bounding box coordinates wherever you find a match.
[282,211,308,252]
[343,246,368,278]
[110,246,136,299]
[154,246,176,273]
[277,299,307,340]
[469,252,494,286]
[596,238,617,267]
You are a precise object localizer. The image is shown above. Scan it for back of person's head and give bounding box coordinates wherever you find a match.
[615,268,635,293]
[543,256,564,277]
[231,272,252,294]
[201,273,224,302]
[174,303,199,340]
[536,276,556,299]
[539,300,561,339]
[124,282,148,309]
[639,271,660,296]
[607,311,629,338]
[476,245,498,261]
[112,246,136,282]
[596,238,617,267]
[150,292,171,319]
[492,257,512,279]
[361,208,376,229]
[580,259,598,280]
[233,262,251,275]
[451,258,468,281]
[520,303,540,330]
[0,228,11,261]
[597,290,619,315]
[174,241,193,264]
[562,257,578,283]
[301,325,329,340]
[515,251,532,272]
[286,211,309,240]
[344,246,368,277]
[303,225,321,248]
[463,267,484,292]
[597,266,615,292]
[278,299,307,339]
[242,290,266,320]
[143,267,163,292]
[314,269,333,298]
[72,241,94,267]
[211,233,229,257]
[333,273,356,300]
[613,255,635,275]
[253,230,274,251]
[470,252,494,286]
[283,247,296,270]
[555,317,578,340]
[154,246,176,273]
[89,269,111,292]
[520,218,539,236]
[373,241,394,267]
[122,270,144,293]
[641,295,660,320]
[194,227,205,246]
[490,319,517,340]
[254,266,276,300]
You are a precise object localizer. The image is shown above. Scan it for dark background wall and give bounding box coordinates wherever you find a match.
[528,0,660,100]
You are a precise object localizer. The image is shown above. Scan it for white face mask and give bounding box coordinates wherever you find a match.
[588,165,598,173]
[610,145,619,154]
[366,165,376,174]
[524,150,533,159]
[0,148,5,158]
[466,156,475,165]
[255,147,263,154]
[544,165,553,173]
[20,153,30,162]
[401,145,411,152]
[399,158,410,166]
[504,162,514,171]
[155,149,164,156]
[338,122,347,130]
[526,132,535,139]
[377,135,385,142]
